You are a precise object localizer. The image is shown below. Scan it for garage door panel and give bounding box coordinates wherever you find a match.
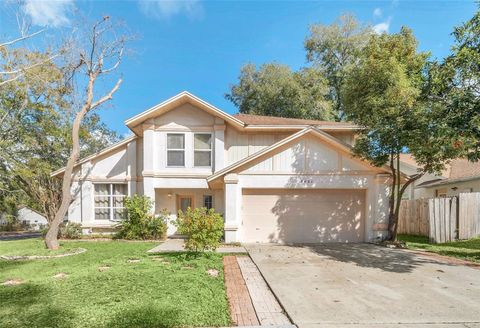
[242,189,365,243]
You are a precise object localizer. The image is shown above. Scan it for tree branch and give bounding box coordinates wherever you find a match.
[89,77,122,111]
[0,28,45,48]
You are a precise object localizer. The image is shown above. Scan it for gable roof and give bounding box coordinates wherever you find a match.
[418,158,480,188]
[51,135,136,177]
[125,91,245,135]
[207,126,389,183]
[233,113,358,130]
[125,92,359,135]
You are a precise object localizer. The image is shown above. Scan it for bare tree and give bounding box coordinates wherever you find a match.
[45,16,126,249]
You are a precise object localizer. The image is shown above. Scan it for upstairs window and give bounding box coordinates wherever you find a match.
[94,184,126,221]
[194,133,212,167]
[167,134,185,166]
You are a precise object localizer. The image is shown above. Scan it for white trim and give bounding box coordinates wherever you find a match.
[124,91,245,131]
[207,127,391,183]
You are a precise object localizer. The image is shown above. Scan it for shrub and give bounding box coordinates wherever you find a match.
[59,222,82,239]
[175,207,224,252]
[115,195,168,240]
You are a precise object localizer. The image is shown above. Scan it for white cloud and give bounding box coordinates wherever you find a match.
[373,17,392,34]
[21,0,74,27]
[373,8,382,17]
[138,0,204,20]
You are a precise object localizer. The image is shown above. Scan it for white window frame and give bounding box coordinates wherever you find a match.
[93,183,127,221]
[167,133,186,167]
[193,133,213,167]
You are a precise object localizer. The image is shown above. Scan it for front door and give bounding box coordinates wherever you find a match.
[177,195,194,213]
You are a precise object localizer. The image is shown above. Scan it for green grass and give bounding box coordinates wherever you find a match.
[0,239,81,256]
[398,234,480,263]
[0,239,230,328]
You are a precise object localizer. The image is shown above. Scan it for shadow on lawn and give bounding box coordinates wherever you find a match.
[306,244,459,273]
[106,305,181,328]
[0,283,74,328]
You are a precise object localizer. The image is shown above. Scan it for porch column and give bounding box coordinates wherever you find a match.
[224,173,241,243]
[143,177,156,215]
[372,173,391,241]
[142,120,155,175]
[127,140,137,196]
[214,124,226,172]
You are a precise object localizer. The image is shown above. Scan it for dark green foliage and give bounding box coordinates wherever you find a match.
[59,222,82,239]
[175,207,224,252]
[115,195,168,240]
[226,63,333,121]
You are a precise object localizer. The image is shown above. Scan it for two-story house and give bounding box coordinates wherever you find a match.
[52,92,392,243]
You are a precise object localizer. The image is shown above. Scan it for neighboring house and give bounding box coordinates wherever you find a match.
[18,207,48,230]
[399,154,449,200]
[0,207,48,230]
[416,159,480,198]
[52,92,392,243]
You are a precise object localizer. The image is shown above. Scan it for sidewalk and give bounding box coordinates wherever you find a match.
[147,238,247,253]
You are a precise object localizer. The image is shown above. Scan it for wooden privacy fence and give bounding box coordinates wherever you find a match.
[398,192,480,243]
[459,192,480,240]
[398,199,429,236]
[428,197,457,243]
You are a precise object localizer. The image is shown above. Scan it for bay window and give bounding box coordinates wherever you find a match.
[94,183,126,221]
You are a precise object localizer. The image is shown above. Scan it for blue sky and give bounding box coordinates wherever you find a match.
[1,0,477,136]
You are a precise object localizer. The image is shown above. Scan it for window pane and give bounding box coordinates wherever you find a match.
[95,208,110,220]
[194,134,212,150]
[113,196,125,208]
[167,134,184,149]
[94,184,109,195]
[113,184,126,196]
[94,196,110,208]
[194,151,211,166]
[113,209,126,221]
[167,150,185,166]
[203,195,213,209]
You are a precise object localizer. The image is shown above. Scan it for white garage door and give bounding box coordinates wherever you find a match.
[241,189,365,243]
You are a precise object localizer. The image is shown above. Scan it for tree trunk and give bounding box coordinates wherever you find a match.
[390,172,424,241]
[387,153,397,240]
[45,78,95,250]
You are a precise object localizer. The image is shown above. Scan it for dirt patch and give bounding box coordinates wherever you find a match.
[98,265,111,272]
[207,269,219,277]
[2,279,23,286]
[53,272,68,279]
[127,258,141,263]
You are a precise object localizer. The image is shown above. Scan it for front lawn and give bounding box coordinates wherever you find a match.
[0,239,230,328]
[398,234,480,263]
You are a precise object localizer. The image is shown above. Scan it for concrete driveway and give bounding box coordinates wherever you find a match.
[246,244,480,328]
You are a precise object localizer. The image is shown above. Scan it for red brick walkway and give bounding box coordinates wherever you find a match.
[223,256,259,326]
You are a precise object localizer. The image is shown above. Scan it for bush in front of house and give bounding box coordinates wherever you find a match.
[114,195,168,240]
[59,222,82,239]
[175,207,224,252]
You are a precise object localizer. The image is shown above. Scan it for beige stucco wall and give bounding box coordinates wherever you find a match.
[67,138,140,228]
[222,133,391,243]
[155,188,224,235]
